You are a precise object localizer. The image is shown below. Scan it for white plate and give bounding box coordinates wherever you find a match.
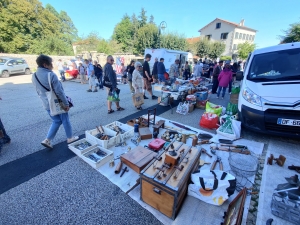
[277,118,300,126]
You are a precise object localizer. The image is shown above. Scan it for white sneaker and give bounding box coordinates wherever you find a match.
[41,139,53,149]
[216,96,219,99]
[67,136,79,144]
[229,92,232,94]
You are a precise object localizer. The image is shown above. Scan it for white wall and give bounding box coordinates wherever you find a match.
[231,28,256,54]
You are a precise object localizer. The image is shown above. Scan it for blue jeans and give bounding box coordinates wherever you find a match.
[97,75,103,88]
[217,86,227,98]
[46,111,72,140]
[59,70,65,81]
[0,118,11,152]
[158,74,166,82]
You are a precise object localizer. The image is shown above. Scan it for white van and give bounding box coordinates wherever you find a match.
[144,48,189,73]
[237,42,300,137]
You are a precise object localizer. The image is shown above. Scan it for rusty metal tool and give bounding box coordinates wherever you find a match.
[210,156,223,171]
[201,148,213,158]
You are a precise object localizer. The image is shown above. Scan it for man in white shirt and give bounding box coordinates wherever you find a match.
[86,59,97,92]
[56,59,65,82]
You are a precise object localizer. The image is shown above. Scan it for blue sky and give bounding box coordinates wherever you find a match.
[40,0,299,49]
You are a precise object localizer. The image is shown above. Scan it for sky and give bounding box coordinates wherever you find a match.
[40,0,299,49]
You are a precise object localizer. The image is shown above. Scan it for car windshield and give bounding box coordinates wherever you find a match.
[0,58,7,64]
[247,48,300,81]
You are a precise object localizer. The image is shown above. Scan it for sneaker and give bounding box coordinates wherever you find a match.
[229,92,232,94]
[67,136,79,144]
[93,89,98,92]
[144,95,149,99]
[87,89,92,92]
[41,139,53,149]
[216,96,219,99]
[152,95,158,99]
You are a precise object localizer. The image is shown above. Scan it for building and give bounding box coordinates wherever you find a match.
[198,18,257,57]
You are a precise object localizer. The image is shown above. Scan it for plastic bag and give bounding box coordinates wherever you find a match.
[199,113,219,129]
[205,102,223,116]
[226,103,238,115]
[188,170,236,206]
[107,90,120,102]
[176,102,189,115]
[231,86,240,94]
[217,115,241,139]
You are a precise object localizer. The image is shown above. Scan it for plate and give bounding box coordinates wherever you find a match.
[277,118,300,126]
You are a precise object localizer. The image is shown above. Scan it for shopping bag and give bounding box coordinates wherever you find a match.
[226,103,238,115]
[217,115,241,139]
[205,102,222,116]
[107,90,120,102]
[231,86,240,94]
[188,170,236,206]
[199,113,219,129]
[132,92,144,107]
[176,102,189,115]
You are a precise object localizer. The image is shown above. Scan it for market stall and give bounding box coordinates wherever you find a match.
[68,111,264,225]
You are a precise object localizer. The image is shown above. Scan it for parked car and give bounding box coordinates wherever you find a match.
[237,42,300,137]
[0,57,31,78]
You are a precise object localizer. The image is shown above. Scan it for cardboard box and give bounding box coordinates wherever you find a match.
[68,138,97,155]
[80,146,113,169]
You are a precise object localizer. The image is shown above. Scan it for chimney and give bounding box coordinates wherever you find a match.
[239,19,245,26]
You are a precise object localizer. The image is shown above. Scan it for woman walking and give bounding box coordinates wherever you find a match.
[32,54,78,149]
[132,62,144,110]
[217,61,232,99]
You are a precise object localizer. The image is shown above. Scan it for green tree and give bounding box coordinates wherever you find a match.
[149,15,155,24]
[195,38,211,58]
[208,41,226,59]
[97,39,122,55]
[76,32,102,53]
[280,21,300,43]
[160,33,187,51]
[112,14,134,53]
[237,42,256,60]
[136,24,159,54]
[220,55,232,61]
[138,8,147,28]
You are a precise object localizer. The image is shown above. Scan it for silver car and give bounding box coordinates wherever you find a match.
[0,57,31,78]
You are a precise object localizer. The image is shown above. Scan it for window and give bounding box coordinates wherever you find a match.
[220,33,228,40]
[252,35,255,41]
[16,59,24,65]
[205,35,212,40]
[239,33,242,39]
[233,44,237,50]
[235,32,239,39]
[246,34,249,40]
[243,34,246,40]
[216,23,221,29]
[8,60,16,65]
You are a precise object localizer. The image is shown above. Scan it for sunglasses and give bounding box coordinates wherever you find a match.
[138,66,142,68]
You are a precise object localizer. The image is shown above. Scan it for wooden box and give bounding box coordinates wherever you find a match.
[121,146,157,173]
[140,141,201,219]
[139,127,152,140]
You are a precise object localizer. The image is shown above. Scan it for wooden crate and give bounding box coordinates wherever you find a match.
[140,142,201,219]
[121,146,157,173]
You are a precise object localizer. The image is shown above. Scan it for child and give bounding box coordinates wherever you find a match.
[217,61,232,99]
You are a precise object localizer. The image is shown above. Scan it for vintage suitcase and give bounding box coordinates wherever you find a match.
[140,141,201,219]
[121,146,157,173]
[148,138,166,151]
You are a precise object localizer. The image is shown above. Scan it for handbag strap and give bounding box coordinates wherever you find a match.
[34,73,50,92]
[199,171,218,191]
[47,72,53,91]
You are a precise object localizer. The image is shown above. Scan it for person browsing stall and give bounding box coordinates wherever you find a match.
[217,61,232,99]
[157,58,166,85]
[132,61,144,110]
[143,54,157,100]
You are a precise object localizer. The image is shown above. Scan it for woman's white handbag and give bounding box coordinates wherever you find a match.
[46,73,66,116]
[188,170,236,206]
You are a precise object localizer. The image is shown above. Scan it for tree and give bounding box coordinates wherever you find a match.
[149,15,155,24]
[208,41,226,59]
[76,32,102,53]
[195,38,211,58]
[97,39,122,55]
[160,33,187,51]
[280,21,300,43]
[237,42,256,60]
[138,8,147,28]
[112,14,134,53]
[136,24,159,54]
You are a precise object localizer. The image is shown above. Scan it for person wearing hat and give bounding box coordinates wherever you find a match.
[132,61,144,110]
[217,60,232,99]
[212,60,223,94]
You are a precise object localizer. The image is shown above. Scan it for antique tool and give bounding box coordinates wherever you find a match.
[95,149,107,157]
[200,148,213,158]
[199,159,211,167]
[109,160,115,167]
[288,165,300,173]
[210,156,223,171]
[192,136,198,146]
[168,121,198,134]
[198,133,213,140]
[156,163,171,179]
[152,155,163,169]
[219,137,242,144]
[115,161,123,174]
[173,165,184,179]
[267,154,286,166]
[131,136,140,146]
[198,139,211,145]
[120,166,129,177]
[220,144,248,149]
[210,144,251,155]
[115,142,127,147]
[125,178,140,194]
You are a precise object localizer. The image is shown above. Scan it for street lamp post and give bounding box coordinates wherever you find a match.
[159,21,167,48]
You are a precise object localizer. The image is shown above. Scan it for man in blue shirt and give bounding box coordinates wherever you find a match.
[157,58,166,85]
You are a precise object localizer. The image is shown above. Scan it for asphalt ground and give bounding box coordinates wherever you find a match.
[0,74,299,225]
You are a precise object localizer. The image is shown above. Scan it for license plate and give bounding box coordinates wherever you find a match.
[277,118,300,126]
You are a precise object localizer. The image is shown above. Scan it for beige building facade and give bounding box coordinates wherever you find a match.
[198,18,257,57]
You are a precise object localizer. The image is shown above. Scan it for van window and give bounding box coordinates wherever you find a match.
[247,48,300,82]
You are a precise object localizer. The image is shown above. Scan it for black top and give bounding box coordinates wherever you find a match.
[104,63,117,89]
[152,61,158,75]
[143,61,151,79]
[94,64,103,76]
[127,65,134,74]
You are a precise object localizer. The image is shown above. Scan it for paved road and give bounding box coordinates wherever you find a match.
[0,74,299,225]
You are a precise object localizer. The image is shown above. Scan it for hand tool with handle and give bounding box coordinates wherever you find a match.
[210,156,223,171]
[120,166,129,177]
[201,148,213,158]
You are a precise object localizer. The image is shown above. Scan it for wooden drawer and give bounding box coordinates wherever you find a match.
[141,179,174,218]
